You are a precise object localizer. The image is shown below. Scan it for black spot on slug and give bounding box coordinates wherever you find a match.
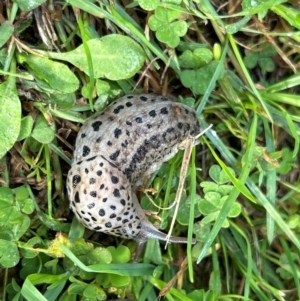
[82,145,90,157]
[90,191,97,198]
[113,189,120,198]
[87,203,95,209]
[160,107,168,115]
[99,209,105,216]
[72,175,81,188]
[140,96,148,101]
[111,176,119,184]
[113,105,124,114]
[75,191,80,203]
[87,156,96,161]
[114,128,122,138]
[135,117,142,123]
[91,121,102,131]
[105,222,112,228]
[149,110,156,117]
[109,150,120,161]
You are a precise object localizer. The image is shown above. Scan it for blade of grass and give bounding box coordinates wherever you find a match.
[196,38,229,116]
[262,118,276,244]
[227,34,273,121]
[61,244,155,276]
[197,114,257,263]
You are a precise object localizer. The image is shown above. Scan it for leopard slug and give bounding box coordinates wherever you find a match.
[67,93,201,259]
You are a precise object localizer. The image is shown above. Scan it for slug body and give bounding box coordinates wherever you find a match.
[67,94,201,257]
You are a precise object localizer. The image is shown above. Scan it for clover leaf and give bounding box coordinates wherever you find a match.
[180,60,224,95]
[178,48,213,69]
[244,45,276,74]
[148,6,188,48]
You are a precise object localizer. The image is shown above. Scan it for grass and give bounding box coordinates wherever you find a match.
[0,0,300,300]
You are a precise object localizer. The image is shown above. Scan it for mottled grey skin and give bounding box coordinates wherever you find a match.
[67,94,200,256]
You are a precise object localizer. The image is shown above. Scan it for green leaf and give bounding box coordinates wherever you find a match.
[176,195,202,225]
[20,237,42,258]
[171,20,188,37]
[148,7,188,48]
[31,115,55,144]
[0,21,14,48]
[258,57,276,73]
[110,274,131,287]
[179,48,213,69]
[46,35,146,80]
[19,198,35,214]
[180,61,223,95]
[21,277,48,301]
[14,0,47,11]
[46,93,76,110]
[156,26,180,48]
[70,238,93,256]
[0,240,20,267]
[86,247,112,265]
[17,116,34,141]
[198,192,222,215]
[193,222,211,243]
[15,186,29,201]
[17,53,79,94]
[138,0,159,10]
[244,52,258,69]
[61,245,155,276]
[83,284,106,300]
[155,6,180,22]
[0,82,21,159]
[107,245,131,263]
[0,187,13,209]
[228,202,242,218]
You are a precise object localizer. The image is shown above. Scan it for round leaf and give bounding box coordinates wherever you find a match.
[107,245,131,263]
[110,274,131,287]
[171,20,188,37]
[138,0,159,10]
[228,202,242,218]
[17,116,33,141]
[86,247,112,265]
[31,115,55,144]
[0,82,21,159]
[0,240,19,268]
[20,199,35,214]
